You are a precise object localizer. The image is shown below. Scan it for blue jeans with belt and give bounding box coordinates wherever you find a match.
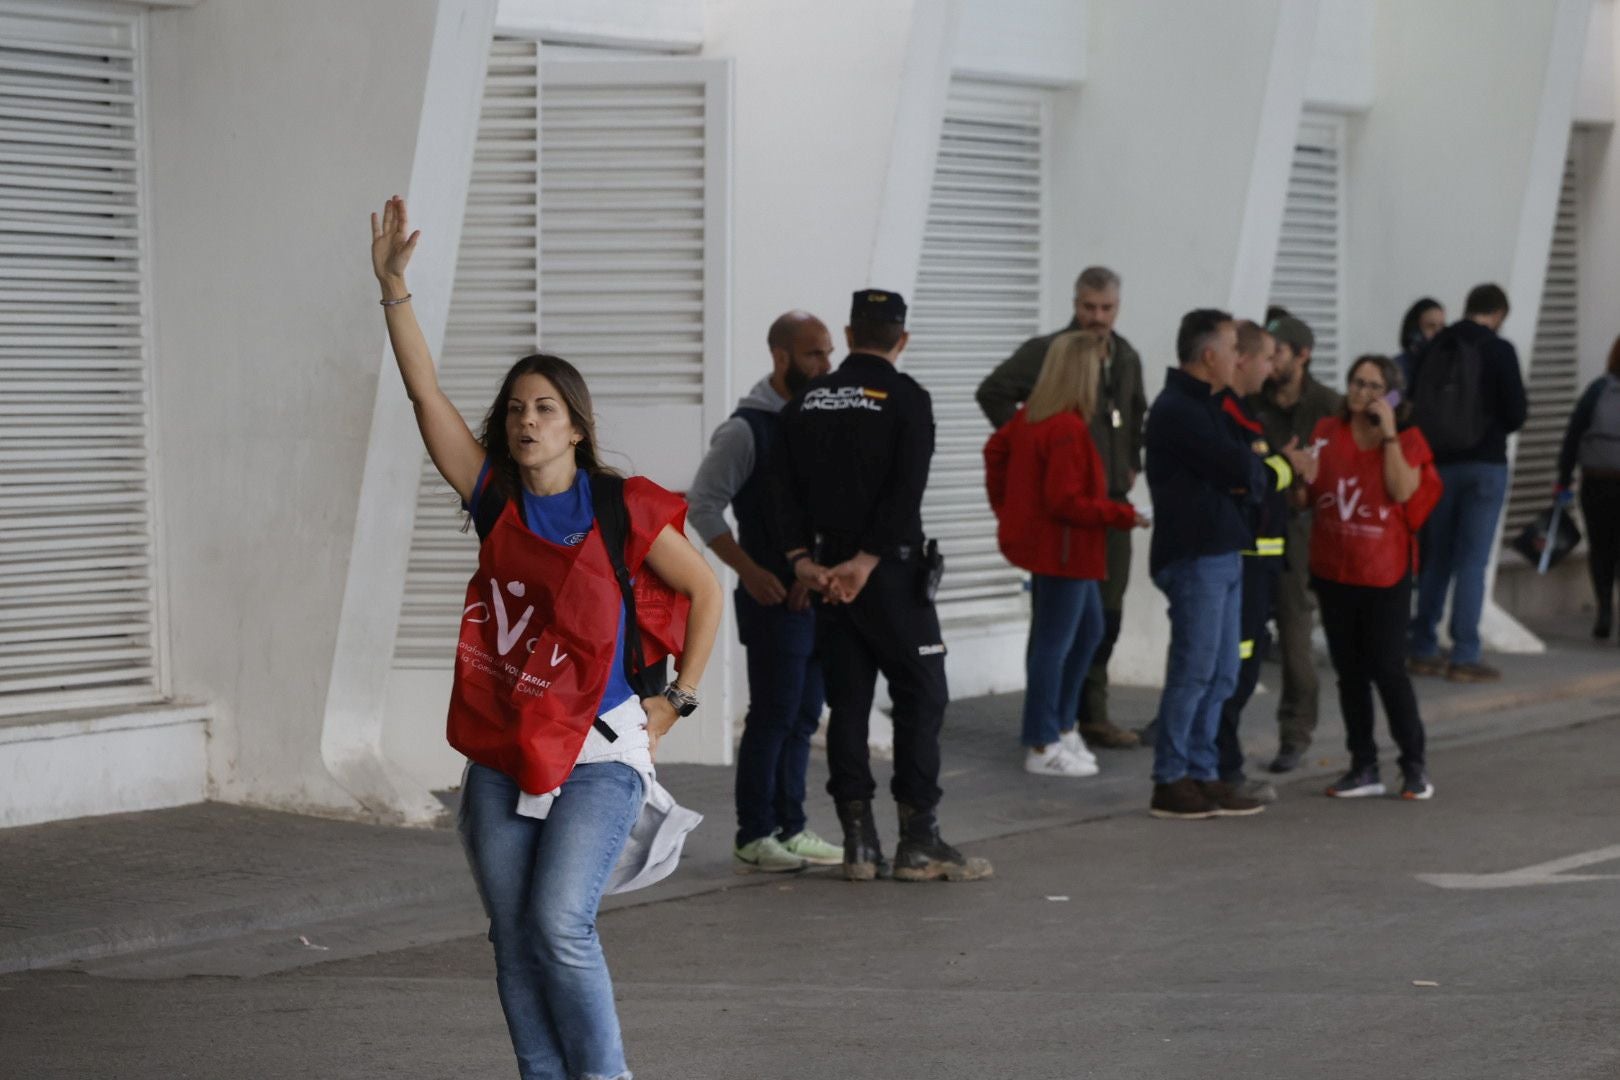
[459,761,644,1080]
[1410,461,1508,665]
[1151,552,1244,784]
[733,589,824,846]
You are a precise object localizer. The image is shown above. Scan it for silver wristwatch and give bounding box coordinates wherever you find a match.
[662,681,699,717]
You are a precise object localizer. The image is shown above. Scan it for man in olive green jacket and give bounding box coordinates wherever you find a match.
[976,266,1148,749]
[1249,315,1342,772]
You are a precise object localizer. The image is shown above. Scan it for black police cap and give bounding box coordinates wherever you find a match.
[851,288,908,325]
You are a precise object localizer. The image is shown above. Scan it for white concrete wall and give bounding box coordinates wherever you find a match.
[497,0,702,50]
[953,0,1086,87]
[698,0,949,731]
[1342,0,1589,654]
[1305,0,1375,113]
[1344,0,1588,360]
[1577,1,1620,390]
[146,0,492,817]
[1047,0,1320,687]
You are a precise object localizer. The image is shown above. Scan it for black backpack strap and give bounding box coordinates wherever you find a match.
[470,466,508,542]
[590,473,661,700]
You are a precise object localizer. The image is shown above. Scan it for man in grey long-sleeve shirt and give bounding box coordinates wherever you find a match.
[688,311,842,873]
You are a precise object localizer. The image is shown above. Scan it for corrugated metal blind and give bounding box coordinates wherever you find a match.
[1269,113,1344,386]
[0,5,160,713]
[908,81,1046,617]
[1506,144,1580,535]
[392,46,718,667]
[539,70,708,404]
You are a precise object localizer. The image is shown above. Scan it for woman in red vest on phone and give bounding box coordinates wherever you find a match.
[372,197,721,1080]
[1306,354,1441,803]
[985,332,1148,777]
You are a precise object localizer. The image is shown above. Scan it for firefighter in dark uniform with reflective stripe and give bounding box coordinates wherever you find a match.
[1216,322,1316,800]
[772,289,992,884]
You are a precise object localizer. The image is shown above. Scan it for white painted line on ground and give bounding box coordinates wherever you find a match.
[1417,844,1620,890]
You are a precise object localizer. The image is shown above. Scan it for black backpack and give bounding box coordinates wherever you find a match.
[1411,330,1487,456]
[471,471,665,710]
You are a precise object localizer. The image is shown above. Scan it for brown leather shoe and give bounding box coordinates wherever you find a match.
[1197,780,1266,817]
[1445,661,1501,683]
[1078,720,1140,749]
[1407,654,1446,677]
[1149,778,1217,820]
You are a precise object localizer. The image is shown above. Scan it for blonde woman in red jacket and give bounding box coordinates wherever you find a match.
[986,332,1148,777]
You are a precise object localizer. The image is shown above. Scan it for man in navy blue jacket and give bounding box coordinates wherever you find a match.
[1144,310,1270,820]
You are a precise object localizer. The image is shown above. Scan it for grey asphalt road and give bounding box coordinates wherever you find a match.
[4,714,1618,1080]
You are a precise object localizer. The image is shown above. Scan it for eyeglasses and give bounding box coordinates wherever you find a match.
[1348,378,1387,394]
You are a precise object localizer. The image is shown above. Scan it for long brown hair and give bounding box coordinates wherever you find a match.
[1340,353,1413,427]
[1025,331,1103,424]
[480,353,616,503]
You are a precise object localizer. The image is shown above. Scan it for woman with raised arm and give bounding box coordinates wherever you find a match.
[371,196,722,1080]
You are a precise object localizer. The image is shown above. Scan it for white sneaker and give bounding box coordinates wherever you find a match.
[1058,728,1098,767]
[1024,744,1099,778]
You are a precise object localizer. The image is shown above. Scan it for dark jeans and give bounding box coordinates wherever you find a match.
[733,589,825,846]
[1315,575,1426,773]
[1150,552,1243,784]
[1024,575,1105,747]
[1078,526,1131,728]
[819,558,949,812]
[1217,558,1280,782]
[1412,461,1509,665]
[1582,473,1620,618]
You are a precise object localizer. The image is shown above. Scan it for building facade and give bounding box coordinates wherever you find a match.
[1,0,1610,826]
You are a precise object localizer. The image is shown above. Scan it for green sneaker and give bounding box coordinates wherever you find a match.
[778,829,844,866]
[734,835,806,873]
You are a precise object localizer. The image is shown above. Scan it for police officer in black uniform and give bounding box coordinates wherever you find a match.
[772,289,992,884]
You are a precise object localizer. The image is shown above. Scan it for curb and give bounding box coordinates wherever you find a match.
[1,869,478,976]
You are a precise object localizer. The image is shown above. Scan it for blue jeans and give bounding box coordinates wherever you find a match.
[459,762,644,1080]
[1410,461,1508,665]
[1023,575,1105,747]
[733,589,824,846]
[1151,552,1243,784]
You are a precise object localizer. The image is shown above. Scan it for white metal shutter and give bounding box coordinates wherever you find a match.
[1506,143,1580,536]
[1268,112,1345,387]
[0,4,160,714]
[908,81,1047,619]
[393,48,726,668]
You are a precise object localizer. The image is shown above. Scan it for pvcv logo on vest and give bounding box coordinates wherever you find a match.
[463,579,569,665]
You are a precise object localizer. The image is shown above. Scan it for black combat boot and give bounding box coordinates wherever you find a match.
[892,804,994,882]
[834,799,890,882]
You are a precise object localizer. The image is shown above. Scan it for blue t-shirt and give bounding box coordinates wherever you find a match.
[469,462,636,715]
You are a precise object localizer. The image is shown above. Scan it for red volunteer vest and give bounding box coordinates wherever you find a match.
[1307,418,1442,588]
[447,479,689,795]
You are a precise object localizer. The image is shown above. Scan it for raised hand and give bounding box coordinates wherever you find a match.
[1365,396,1397,437]
[370,195,420,286]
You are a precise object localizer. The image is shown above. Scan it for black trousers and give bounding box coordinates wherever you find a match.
[1216,557,1280,781]
[818,559,949,812]
[1581,473,1620,617]
[1312,575,1426,772]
